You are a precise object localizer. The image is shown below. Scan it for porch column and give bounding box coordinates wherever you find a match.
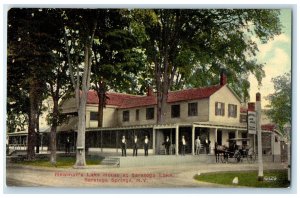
[152,128,156,155]
[101,130,103,153]
[41,134,43,151]
[192,125,195,155]
[175,125,179,156]
[271,132,275,162]
[214,128,218,146]
[212,128,217,154]
[235,130,240,147]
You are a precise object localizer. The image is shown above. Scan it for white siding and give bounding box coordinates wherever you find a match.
[117,106,157,127]
[117,99,210,127]
[209,85,241,124]
[86,105,118,128]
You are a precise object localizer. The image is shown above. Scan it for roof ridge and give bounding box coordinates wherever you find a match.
[107,92,143,97]
[168,84,221,93]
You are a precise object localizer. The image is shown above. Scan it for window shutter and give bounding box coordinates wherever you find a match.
[228,105,230,117]
[215,102,218,115]
[235,105,237,118]
[222,103,225,116]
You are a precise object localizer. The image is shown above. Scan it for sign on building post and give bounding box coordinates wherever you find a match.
[248,111,256,134]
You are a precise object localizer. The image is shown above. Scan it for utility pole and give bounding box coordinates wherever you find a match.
[256,92,264,181]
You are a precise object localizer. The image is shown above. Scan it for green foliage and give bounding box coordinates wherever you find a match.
[130,9,281,103]
[91,9,147,95]
[265,73,291,140]
[7,9,64,132]
[194,169,289,188]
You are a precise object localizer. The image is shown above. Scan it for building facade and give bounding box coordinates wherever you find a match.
[7,72,284,162]
[52,72,282,161]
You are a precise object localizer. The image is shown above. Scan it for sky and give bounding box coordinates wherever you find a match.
[248,9,291,108]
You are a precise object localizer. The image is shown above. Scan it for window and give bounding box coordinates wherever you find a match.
[90,112,98,121]
[228,104,237,118]
[171,104,180,118]
[188,102,198,116]
[215,102,225,116]
[146,107,154,120]
[123,110,129,122]
[136,109,139,121]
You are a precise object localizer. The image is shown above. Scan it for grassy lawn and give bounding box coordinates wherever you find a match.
[13,155,104,168]
[194,169,290,188]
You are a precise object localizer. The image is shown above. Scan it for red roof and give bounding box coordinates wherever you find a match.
[87,85,222,109]
[87,91,140,106]
[261,124,276,131]
[167,85,222,103]
[120,95,157,109]
[240,107,248,113]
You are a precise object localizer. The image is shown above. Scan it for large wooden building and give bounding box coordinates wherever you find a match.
[7,72,285,162]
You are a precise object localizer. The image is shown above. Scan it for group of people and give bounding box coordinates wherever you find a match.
[162,135,187,155]
[121,135,149,157]
[195,136,211,155]
[120,135,211,157]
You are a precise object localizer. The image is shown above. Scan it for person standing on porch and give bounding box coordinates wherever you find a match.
[205,138,211,154]
[121,135,127,157]
[195,136,201,155]
[181,136,186,156]
[133,135,138,157]
[65,137,71,155]
[163,136,171,155]
[144,136,149,156]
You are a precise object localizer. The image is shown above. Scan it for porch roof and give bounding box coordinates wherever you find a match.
[193,121,247,131]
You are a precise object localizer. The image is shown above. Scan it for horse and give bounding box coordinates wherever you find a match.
[215,144,228,163]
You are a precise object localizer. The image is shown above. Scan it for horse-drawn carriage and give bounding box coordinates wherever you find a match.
[215,138,256,163]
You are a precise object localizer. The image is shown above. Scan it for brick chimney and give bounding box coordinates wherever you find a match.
[220,69,227,86]
[147,86,154,96]
[248,102,255,111]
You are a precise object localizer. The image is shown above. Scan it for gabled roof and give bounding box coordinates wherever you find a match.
[119,85,223,109]
[261,123,277,132]
[167,85,222,103]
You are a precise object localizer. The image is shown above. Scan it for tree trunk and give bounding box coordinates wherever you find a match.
[97,80,105,128]
[36,112,40,154]
[50,98,59,165]
[74,43,92,167]
[27,80,38,160]
[75,98,87,166]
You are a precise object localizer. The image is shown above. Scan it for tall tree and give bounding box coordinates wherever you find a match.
[265,73,291,141]
[7,8,57,159]
[63,9,99,167]
[42,9,72,165]
[133,9,281,124]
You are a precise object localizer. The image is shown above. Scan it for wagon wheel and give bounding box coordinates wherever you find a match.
[247,152,257,163]
[234,151,242,163]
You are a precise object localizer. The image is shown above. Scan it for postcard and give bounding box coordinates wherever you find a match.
[5,6,292,191]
